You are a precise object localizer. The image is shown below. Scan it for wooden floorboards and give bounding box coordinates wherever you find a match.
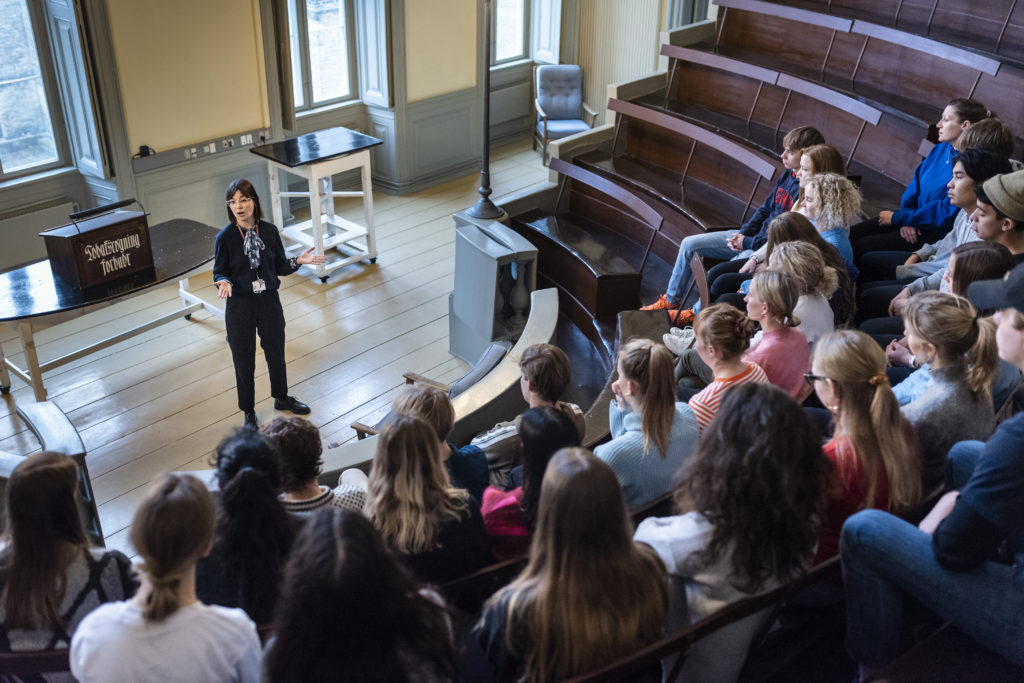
[0,139,549,556]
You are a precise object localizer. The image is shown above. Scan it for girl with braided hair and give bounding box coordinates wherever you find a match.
[71,474,261,682]
[806,330,922,562]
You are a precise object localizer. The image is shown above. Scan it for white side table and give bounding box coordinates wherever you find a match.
[251,127,384,282]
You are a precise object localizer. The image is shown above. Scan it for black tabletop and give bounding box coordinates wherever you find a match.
[0,219,218,322]
[249,126,383,168]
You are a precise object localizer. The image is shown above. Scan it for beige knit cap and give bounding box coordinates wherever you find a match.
[982,170,1024,222]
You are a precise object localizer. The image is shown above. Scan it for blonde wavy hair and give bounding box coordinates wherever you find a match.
[812,330,921,511]
[485,448,667,682]
[902,292,998,403]
[806,173,863,231]
[366,415,469,554]
[769,240,839,298]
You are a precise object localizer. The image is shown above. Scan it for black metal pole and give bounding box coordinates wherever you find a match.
[467,0,504,219]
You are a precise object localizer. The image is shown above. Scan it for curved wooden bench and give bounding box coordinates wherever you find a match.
[711,0,1024,150]
[573,98,778,266]
[511,159,663,321]
[0,649,71,677]
[0,402,104,547]
[650,43,912,203]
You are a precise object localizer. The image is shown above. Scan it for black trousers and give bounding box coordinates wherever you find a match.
[225,291,288,413]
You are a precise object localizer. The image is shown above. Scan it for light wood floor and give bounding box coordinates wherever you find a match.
[0,138,549,557]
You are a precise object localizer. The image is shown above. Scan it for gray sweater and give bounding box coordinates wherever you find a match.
[901,364,995,495]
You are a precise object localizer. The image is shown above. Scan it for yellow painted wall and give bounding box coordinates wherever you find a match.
[405,0,478,103]
[106,0,268,152]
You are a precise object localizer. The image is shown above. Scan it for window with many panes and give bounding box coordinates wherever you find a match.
[492,0,530,65]
[0,0,64,180]
[288,0,358,112]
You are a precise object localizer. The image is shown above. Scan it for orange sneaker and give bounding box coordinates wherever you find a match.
[667,308,695,326]
[640,294,678,311]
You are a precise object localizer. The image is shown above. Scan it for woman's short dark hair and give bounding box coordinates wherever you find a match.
[225,178,265,226]
[265,509,456,681]
[519,406,582,531]
[262,416,323,493]
[955,147,1013,185]
[950,241,1016,299]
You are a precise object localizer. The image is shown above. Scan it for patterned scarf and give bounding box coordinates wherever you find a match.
[242,226,265,270]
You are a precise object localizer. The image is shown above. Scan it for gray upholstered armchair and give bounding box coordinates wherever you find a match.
[534,64,597,162]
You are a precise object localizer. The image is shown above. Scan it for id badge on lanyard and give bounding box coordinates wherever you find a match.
[252,278,266,293]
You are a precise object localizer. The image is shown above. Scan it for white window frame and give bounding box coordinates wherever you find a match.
[491,0,531,66]
[0,0,69,182]
[288,0,359,114]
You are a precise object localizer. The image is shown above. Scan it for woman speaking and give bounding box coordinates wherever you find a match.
[213,178,325,429]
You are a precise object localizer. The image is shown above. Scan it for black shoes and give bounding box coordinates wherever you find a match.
[244,412,258,429]
[274,396,311,415]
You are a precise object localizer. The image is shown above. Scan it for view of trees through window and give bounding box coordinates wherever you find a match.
[0,0,59,175]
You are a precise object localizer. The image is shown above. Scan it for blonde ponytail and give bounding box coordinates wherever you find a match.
[619,339,676,457]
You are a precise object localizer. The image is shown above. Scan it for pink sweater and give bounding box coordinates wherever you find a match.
[743,327,811,400]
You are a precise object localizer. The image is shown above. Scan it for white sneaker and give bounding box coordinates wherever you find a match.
[663,328,694,355]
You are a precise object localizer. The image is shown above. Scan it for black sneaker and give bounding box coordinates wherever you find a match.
[244,411,258,429]
[274,396,311,415]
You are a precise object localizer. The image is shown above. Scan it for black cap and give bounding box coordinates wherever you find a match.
[967,261,1024,312]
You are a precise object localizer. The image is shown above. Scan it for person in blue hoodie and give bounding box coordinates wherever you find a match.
[851,98,995,259]
[640,126,823,315]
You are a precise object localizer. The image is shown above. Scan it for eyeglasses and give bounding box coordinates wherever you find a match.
[803,372,827,386]
[227,197,254,208]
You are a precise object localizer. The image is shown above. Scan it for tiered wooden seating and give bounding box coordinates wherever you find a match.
[648,44,915,206]
[572,98,777,266]
[776,0,1024,66]
[510,158,664,322]
[0,649,71,678]
[709,0,1024,149]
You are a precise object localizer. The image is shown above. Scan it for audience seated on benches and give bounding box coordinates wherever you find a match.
[263,416,365,517]
[635,382,829,682]
[594,339,700,506]
[471,343,585,489]
[480,406,581,561]
[887,242,1018,402]
[851,99,993,256]
[899,292,998,499]
[807,330,922,563]
[474,448,667,682]
[367,415,491,585]
[392,384,489,503]
[768,240,838,345]
[264,509,457,681]
[0,452,136,658]
[71,474,261,682]
[639,125,822,313]
[196,430,295,625]
[841,262,1024,678]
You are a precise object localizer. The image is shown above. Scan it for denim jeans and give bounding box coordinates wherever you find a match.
[841,509,1024,668]
[665,231,747,304]
[946,440,984,490]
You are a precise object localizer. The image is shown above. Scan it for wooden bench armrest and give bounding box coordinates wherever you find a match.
[349,421,379,440]
[16,401,85,457]
[402,371,450,391]
[0,648,71,675]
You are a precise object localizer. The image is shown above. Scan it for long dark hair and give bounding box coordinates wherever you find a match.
[1,452,88,630]
[674,383,831,591]
[519,406,582,531]
[210,429,291,621]
[265,509,457,682]
[225,178,264,226]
